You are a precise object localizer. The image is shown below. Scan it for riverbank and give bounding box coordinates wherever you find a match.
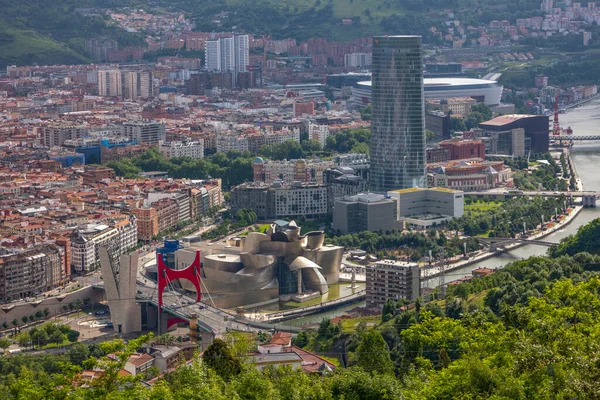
[422,203,583,282]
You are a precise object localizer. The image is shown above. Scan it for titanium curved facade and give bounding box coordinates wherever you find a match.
[370,36,426,193]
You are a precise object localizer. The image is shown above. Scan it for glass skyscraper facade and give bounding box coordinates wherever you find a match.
[370,36,426,192]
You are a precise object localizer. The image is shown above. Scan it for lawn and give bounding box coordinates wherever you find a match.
[339,315,381,333]
[465,201,502,213]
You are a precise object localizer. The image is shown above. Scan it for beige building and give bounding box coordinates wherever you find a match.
[366,260,420,308]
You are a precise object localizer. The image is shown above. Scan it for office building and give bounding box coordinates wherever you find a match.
[122,120,166,145]
[160,140,204,159]
[70,224,120,273]
[388,188,464,220]
[366,260,420,308]
[478,114,549,154]
[333,193,398,234]
[370,36,426,192]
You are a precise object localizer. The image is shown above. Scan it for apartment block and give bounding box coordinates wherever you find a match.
[160,140,204,159]
[366,260,420,308]
[230,182,329,220]
[42,124,89,147]
[122,120,166,145]
[0,246,63,301]
[132,207,159,242]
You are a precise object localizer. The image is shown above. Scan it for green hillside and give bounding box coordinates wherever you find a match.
[0,24,89,67]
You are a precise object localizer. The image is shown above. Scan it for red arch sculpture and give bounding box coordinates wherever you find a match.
[157,250,201,311]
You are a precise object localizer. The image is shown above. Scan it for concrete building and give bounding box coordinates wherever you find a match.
[42,123,89,147]
[370,36,426,192]
[366,260,420,308]
[205,35,249,86]
[122,120,166,145]
[333,193,398,234]
[216,132,249,153]
[388,187,464,228]
[0,246,63,302]
[98,70,122,97]
[308,123,330,147]
[160,140,204,159]
[344,52,372,67]
[71,223,120,273]
[123,71,154,100]
[230,182,329,220]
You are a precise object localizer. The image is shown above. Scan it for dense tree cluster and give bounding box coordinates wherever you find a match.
[325,128,370,154]
[328,229,481,261]
[456,195,566,237]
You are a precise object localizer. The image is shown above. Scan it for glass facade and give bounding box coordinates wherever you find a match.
[370,36,426,192]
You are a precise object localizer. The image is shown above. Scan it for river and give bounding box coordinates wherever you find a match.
[424,98,600,286]
[287,100,600,326]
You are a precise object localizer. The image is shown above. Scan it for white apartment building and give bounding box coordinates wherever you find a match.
[71,217,137,274]
[98,70,122,97]
[366,260,420,308]
[123,71,154,100]
[216,132,249,153]
[121,120,165,145]
[308,123,330,147]
[263,128,300,145]
[205,40,221,71]
[117,215,138,254]
[160,140,205,159]
[271,183,328,219]
[205,35,249,86]
[42,123,89,147]
[71,224,120,273]
[344,52,372,68]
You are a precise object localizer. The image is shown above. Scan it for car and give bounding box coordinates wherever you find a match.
[137,290,143,294]
[198,305,206,310]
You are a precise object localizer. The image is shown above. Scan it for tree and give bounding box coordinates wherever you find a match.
[43,308,50,318]
[355,330,394,375]
[2,321,7,329]
[11,319,18,331]
[17,332,30,348]
[31,329,48,348]
[0,337,10,351]
[68,343,90,366]
[203,338,242,381]
[426,129,436,144]
[21,315,28,325]
[67,329,80,343]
